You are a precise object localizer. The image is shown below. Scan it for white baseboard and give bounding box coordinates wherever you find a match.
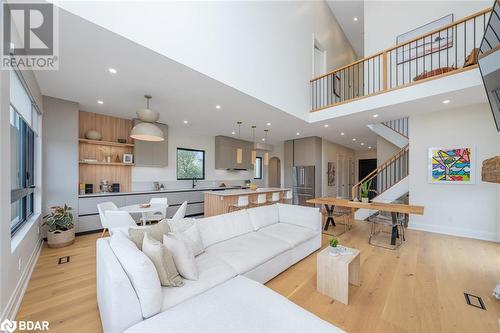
[408,223,499,243]
[0,238,43,321]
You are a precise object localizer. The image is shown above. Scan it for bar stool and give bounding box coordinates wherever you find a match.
[281,190,293,204]
[267,192,280,204]
[228,195,249,213]
[251,193,267,207]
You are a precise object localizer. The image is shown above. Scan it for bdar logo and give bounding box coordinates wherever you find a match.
[0,319,17,333]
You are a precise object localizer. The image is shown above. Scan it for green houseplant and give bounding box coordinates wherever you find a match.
[329,236,339,254]
[42,205,75,248]
[360,180,372,203]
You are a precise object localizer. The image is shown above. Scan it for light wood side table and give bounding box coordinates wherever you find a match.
[316,246,360,305]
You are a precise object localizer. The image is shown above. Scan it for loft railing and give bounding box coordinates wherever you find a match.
[383,117,409,138]
[311,7,492,111]
[352,144,409,201]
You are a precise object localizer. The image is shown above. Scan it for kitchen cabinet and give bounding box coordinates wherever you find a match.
[214,136,253,170]
[133,120,168,167]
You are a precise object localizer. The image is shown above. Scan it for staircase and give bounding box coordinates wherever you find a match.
[352,144,409,220]
[367,117,409,148]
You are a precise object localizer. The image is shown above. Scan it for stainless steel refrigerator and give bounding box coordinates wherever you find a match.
[291,166,315,206]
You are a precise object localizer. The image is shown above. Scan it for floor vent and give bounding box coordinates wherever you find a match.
[58,256,70,265]
[464,293,486,310]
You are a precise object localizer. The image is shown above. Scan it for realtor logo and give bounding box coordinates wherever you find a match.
[2,1,58,70]
[0,319,17,333]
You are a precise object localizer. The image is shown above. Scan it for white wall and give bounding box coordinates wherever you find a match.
[377,136,399,166]
[54,1,357,120]
[364,1,491,56]
[408,103,500,242]
[321,139,355,197]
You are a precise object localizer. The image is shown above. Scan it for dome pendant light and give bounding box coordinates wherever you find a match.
[263,130,270,166]
[251,126,257,165]
[130,95,164,142]
[236,122,243,164]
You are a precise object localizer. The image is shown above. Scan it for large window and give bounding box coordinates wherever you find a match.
[254,157,262,179]
[10,70,39,236]
[177,148,205,180]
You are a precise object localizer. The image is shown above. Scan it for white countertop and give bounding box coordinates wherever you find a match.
[204,188,290,197]
[79,186,249,198]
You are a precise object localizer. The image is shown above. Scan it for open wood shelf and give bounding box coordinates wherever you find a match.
[79,161,134,166]
[79,138,134,147]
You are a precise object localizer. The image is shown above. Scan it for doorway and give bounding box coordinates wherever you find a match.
[358,158,377,199]
[268,157,281,188]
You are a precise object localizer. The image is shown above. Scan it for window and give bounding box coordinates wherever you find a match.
[177,148,205,180]
[254,157,262,179]
[10,71,39,236]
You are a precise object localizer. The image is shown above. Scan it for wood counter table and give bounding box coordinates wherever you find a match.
[204,188,290,217]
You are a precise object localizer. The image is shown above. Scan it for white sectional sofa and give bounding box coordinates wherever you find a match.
[97,203,342,332]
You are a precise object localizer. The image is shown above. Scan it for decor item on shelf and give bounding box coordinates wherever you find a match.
[396,14,453,64]
[100,180,111,193]
[236,121,243,164]
[130,95,165,142]
[85,129,102,141]
[106,156,112,163]
[328,236,339,255]
[117,138,127,144]
[360,180,372,203]
[123,154,134,164]
[327,162,336,186]
[112,183,120,192]
[82,158,98,163]
[115,154,121,163]
[85,183,93,194]
[42,205,75,248]
[428,146,476,184]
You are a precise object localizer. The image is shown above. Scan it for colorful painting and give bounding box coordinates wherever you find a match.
[428,146,475,184]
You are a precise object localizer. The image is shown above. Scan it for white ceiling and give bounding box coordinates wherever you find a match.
[34,8,379,150]
[326,0,365,57]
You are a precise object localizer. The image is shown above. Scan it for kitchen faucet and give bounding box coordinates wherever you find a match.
[192,178,198,189]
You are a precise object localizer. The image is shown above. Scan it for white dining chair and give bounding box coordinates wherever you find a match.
[228,195,249,213]
[268,192,281,204]
[281,190,293,204]
[97,202,118,237]
[141,197,168,224]
[172,201,188,221]
[105,211,140,236]
[251,193,267,207]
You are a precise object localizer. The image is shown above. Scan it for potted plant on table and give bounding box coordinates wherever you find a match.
[42,205,75,248]
[360,180,373,203]
[329,236,339,255]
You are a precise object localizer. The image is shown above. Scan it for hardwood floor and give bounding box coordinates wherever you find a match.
[16,221,500,332]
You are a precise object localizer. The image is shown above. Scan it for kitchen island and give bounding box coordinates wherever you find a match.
[204,188,290,217]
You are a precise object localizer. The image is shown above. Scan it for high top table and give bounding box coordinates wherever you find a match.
[307,197,424,245]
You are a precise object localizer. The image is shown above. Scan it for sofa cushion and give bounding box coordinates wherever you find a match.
[247,204,279,230]
[169,222,204,256]
[163,235,198,280]
[277,204,320,232]
[196,210,253,247]
[142,233,183,287]
[128,219,171,250]
[258,223,316,247]
[205,232,289,274]
[109,234,162,319]
[125,276,343,333]
[160,253,237,311]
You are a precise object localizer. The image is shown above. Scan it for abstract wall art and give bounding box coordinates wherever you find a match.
[428,146,475,184]
[327,162,336,186]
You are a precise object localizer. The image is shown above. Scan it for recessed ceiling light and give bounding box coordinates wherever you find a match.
[262,138,265,141]
[183,120,188,124]
[352,138,356,141]
[442,99,451,104]
[266,122,271,126]
[353,17,358,21]
[296,132,300,136]
[324,124,329,128]
[340,132,345,136]
[97,100,104,104]
[215,105,221,109]
[108,68,117,74]
[373,114,379,118]
[231,131,236,135]
[368,146,372,149]
[361,142,364,146]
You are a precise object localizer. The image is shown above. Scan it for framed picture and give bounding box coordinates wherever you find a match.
[428,146,475,184]
[396,14,454,65]
[123,154,134,164]
[327,162,336,186]
[333,74,341,98]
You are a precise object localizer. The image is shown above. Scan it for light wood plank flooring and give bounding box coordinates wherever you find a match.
[16,221,500,332]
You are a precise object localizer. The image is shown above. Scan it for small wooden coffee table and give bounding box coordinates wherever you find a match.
[316,246,360,305]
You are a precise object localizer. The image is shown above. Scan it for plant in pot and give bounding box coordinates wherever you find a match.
[329,236,339,255]
[360,180,373,203]
[42,205,75,248]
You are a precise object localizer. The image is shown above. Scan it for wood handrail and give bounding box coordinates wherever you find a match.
[310,7,492,83]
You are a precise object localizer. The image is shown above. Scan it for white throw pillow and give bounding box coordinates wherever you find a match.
[109,233,162,318]
[247,204,279,230]
[169,222,204,256]
[167,217,195,232]
[142,233,184,287]
[163,235,199,280]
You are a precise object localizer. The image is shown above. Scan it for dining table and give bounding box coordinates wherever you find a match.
[119,203,168,226]
[307,197,424,245]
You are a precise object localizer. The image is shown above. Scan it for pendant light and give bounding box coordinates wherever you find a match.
[251,125,257,165]
[263,129,270,166]
[130,95,164,142]
[236,122,243,164]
